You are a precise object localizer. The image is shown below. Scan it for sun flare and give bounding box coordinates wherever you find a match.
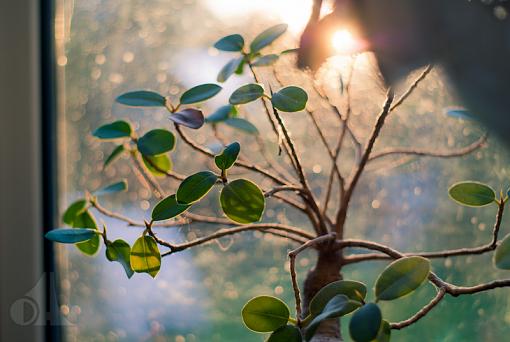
[332,29,359,54]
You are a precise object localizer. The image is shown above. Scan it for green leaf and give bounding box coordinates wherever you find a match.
[104,144,125,169]
[375,256,430,301]
[137,129,175,156]
[448,181,496,207]
[62,199,87,225]
[305,295,351,341]
[106,239,134,279]
[169,108,205,129]
[224,118,259,134]
[241,296,290,333]
[446,108,477,121]
[95,180,127,196]
[229,83,264,105]
[93,120,132,139]
[349,303,382,342]
[250,24,288,53]
[176,171,218,204]
[45,228,98,243]
[373,320,391,342]
[494,234,510,269]
[152,194,191,221]
[217,57,244,83]
[206,105,236,123]
[215,142,240,171]
[116,90,166,107]
[220,179,265,223]
[130,235,161,278]
[72,211,100,256]
[268,325,302,342]
[309,280,367,317]
[280,48,299,55]
[180,83,222,105]
[235,58,246,74]
[271,86,308,112]
[142,154,172,177]
[252,54,279,67]
[214,34,244,52]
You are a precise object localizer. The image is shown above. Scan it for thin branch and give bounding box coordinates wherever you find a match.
[390,65,433,111]
[130,151,165,199]
[288,233,337,323]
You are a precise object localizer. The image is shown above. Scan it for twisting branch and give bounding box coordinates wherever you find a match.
[288,233,337,324]
[390,65,433,111]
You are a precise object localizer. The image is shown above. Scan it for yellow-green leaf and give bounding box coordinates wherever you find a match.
[130,235,161,278]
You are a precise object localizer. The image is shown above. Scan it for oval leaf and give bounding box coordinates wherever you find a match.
[93,120,132,139]
[215,142,240,171]
[104,144,125,169]
[106,239,134,279]
[169,108,205,129]
[241,296,290,333]
[45,228,98,243]
[137,129,175,156]
[250,24,288,53]
[229,83,264,105]
[349,303,382,342]
[62,199,87,225]
[176,171,218,204]
[373,320,391,342]
[252,54,279,67]
[305,295,351,341]
[446,108,477,121]
[95,180,127,196]
[375,256,430,301]
[220,179,265,223]
[494,234,510,269]
[180,83,222,105]
[214,34,244,52]
[217,57,244,83]
[72,211,100,256]
[309,280,367,317]
[206,105,236,123]
[448,181,496,207]
[116,90,166,107]
[271,86,308,112]
[130,235,161,278]
[268,325,302,342]
[152,194,191,221]
[224,118,259,134]
[143,154,172,177]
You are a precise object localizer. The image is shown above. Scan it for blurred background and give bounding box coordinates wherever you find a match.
[52,0,510,341]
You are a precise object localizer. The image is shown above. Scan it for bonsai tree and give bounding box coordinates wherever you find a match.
[46,24,509,341]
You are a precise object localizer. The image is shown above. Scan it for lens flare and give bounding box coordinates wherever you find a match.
[332,29,358,54]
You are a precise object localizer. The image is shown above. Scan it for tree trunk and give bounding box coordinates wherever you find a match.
[302,248,344,342]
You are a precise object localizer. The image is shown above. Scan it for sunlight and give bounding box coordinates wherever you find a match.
[332,29,359,54]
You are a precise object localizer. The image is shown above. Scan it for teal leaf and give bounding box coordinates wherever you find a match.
[215,142,240,171]
[220,179,265,223]
[252,54,279,67]
[268,325,302,342]
[95,180,127,196]
[176,171,218,204]
[224,118,259,134]
[116,90,166,107]
[206,105,236,123]
[494,234,510,269]
[250,24,288,53]
[241,296,290,333]
[62,199,87,225]
[180,83,222,105]
[214,34,244,52]
[375,256,430,301]
[229,83,264,105]
[106,239,134,279]
[152,194,191,221]
[137,129,175,156]
[72,211,100,256]
[45,228,98,243]
[271,86,308,112]
[309,280,367,317]
[446,108,477,121]
[217,57,244,82]
[104,144,125,169]
[349,303,382,342]
[142,154,172,177]
[130,235,161,278]
[169,108,205,129]
[305,295,351,341]
[448,181,496,207]
[93,120,132,139]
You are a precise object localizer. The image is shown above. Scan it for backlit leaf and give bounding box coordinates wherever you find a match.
[373,320,391,342]
[349,303,382,342]
[116,90,166,107]
[250,24,288,53]
[220,179,265,223]
[309,280,366,317]
[217,57,244,82]
[62,199,87,225]
[448,181,496,207]
[95,180,127,196]
[229,83,264,105]
[241,296,289,333]
[176,171,218,204]
[180,83,222,105]
[130,235,161,278]
[271,86,308,112]
[215,142,240,171]
[305,295,351,341]
[268,325,302,342]
[214,34,244,52]
[152,194,191,221]
[93,120,132,139]
[72,210,100,256]
[142,154,172,177]
[106,239,134,278]
[45,228,98,244]
[137,129,175,156]
[104,144,125,169]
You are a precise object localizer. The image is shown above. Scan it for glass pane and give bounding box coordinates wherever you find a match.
[54,1,510,341]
